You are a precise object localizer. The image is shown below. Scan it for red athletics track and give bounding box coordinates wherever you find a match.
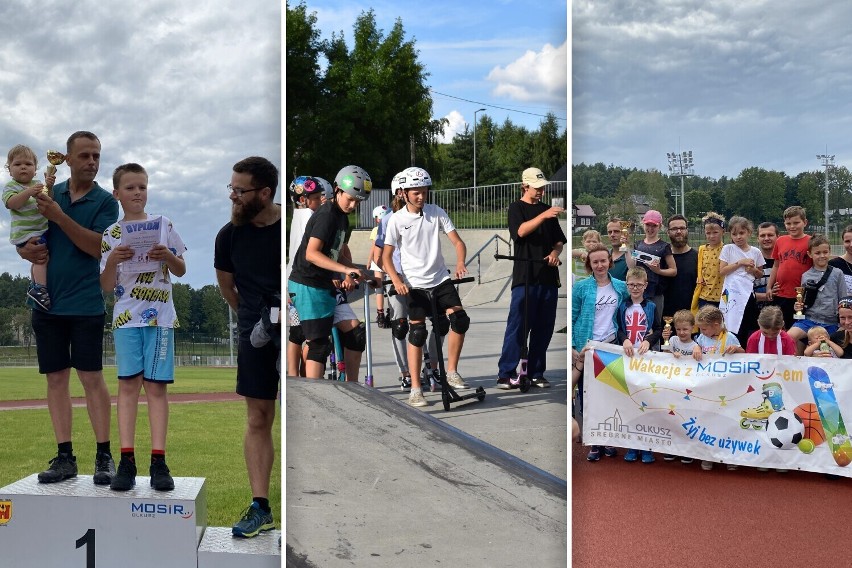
[572,439,852,567]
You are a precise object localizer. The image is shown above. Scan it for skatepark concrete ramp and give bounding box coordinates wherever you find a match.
[285,378,567,567]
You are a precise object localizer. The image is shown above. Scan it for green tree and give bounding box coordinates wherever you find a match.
[531,113,563,178]
[199,285,229,338]
[173,283,192,330]
[725,168,786,225]
[684,190,713,220]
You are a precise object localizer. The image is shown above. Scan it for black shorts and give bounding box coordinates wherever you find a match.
[32,311,105,374]
[408,279,463,321]
[236,338,280,400]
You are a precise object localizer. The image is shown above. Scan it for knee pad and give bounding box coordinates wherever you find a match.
[340,323,367,352]
[306,337,332,363]
[449,310,470,334]
[433,314,450,337]
[392,318,409,340]
[409,322,428,347]
[288,325,305,345]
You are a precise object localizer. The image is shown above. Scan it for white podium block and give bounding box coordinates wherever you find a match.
[197,526,281,568]
[0,474,206,568]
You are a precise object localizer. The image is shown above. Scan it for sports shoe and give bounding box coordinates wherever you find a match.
[586,446,601,461]
[26,283,51,311]
[602,446,618,458]
[681,457,694,464]
[110,457,137,491]
[624,449,639,462]
[532,377,551,388]
[150,459,175,491]
[663,454,676,461]
[376,310,387,328]
[408,391,428,407]
[496,377,512,389]
[232,501,275,538]
[446,371,470,390]
[701,460,714,471]
[726,464,738,471]
[641,451,655,464]
[93,452,115,485]
[400,374,411,391]
[38,453,78,483]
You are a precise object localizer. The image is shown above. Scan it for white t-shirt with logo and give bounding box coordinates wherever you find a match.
[592,282,618,341]
[100,214,187,329]
[383,203,456,288]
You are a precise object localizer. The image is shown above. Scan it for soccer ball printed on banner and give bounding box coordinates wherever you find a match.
[766,410,804,449]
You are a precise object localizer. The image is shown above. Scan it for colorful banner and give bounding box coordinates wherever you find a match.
[582,341,852,477]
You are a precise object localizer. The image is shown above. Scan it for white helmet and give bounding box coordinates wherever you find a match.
[315,176,334,200]
[398,166,432,190]
[372,204,390,220]
[334,165,372,201]
[390,172,404,193]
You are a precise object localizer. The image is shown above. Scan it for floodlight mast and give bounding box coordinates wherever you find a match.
[667,150,694,217]
[817,152,835,236]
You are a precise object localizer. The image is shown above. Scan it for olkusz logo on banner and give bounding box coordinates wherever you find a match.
[583,341,852,477]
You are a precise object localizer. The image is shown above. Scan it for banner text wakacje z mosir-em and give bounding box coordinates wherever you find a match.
[582,341,852,476]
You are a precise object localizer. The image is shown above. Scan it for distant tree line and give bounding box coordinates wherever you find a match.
[286,1,567,189]
[0,273,230,347]
[573,162,852,235]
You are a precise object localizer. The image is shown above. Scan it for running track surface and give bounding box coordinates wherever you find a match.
[572,439,851,567]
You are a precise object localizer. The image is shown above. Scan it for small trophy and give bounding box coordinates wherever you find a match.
[662,317,674,351]
[44,150,65,198]
[619,221,631,252]
[794,287,806,320]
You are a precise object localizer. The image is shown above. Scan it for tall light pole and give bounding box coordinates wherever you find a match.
[817,152,835,236]
[473,108,485,211]
[667,150,694,217]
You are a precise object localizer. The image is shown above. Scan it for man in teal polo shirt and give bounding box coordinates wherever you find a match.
[18,131,119,485]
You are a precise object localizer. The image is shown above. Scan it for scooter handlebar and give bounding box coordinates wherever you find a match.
[494,254,562,265]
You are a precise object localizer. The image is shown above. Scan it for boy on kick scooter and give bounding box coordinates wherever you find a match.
[382,166,472,408]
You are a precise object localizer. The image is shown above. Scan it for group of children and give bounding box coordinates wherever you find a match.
[583,204,852,471]
[285,165,472,408]
[4,145,187,491]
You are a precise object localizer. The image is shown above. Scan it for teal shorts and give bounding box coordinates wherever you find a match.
[114,326,175,383]
[287,280,336,340]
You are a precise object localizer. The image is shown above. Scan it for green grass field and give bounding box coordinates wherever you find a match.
[0,367,281,529]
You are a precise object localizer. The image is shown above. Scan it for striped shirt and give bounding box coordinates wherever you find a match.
[2,180,48,245]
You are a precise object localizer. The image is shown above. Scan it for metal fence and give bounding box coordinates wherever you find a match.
[354,181,568,230]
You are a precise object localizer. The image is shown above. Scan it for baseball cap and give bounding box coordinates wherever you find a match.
[522,167,549,189]
[642,210,663,225]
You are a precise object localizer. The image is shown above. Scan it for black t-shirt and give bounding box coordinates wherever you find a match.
[830,330,852,358]
[289,200,348,290]
[634,239,672,298]
[214,218,282,339]
[507,200,567,288]
[663,248,698,316]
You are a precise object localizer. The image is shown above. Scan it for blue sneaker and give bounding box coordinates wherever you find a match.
[232,501,274,538]
[624,449,639,462]
[641,451,655,464]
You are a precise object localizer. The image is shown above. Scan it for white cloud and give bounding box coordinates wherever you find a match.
[486,41,567,105]
[437,110,467,144]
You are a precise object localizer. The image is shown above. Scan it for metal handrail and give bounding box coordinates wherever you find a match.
[465,233,512,284]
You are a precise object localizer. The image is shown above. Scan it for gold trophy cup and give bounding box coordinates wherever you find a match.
[794,287,806,320]
[619,221,631,252]
[43,150,66,198]
[662,316,674,351]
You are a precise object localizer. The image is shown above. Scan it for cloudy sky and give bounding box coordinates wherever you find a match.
[0,1,280,289]
[297,0,568,142]
[573,1,852,181]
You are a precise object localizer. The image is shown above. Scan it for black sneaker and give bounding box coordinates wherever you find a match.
[93,452,115,485]
[532,377,551,388]
[110,457,137,491]
[376,311,387,328]
[150,460,175,491]
[496,377,512,389]
[38,453,78,483]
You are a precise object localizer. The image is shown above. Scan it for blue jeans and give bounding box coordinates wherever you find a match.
[498,284,558,379]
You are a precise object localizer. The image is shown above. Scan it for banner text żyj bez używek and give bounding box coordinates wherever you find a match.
[582,341,852,477]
